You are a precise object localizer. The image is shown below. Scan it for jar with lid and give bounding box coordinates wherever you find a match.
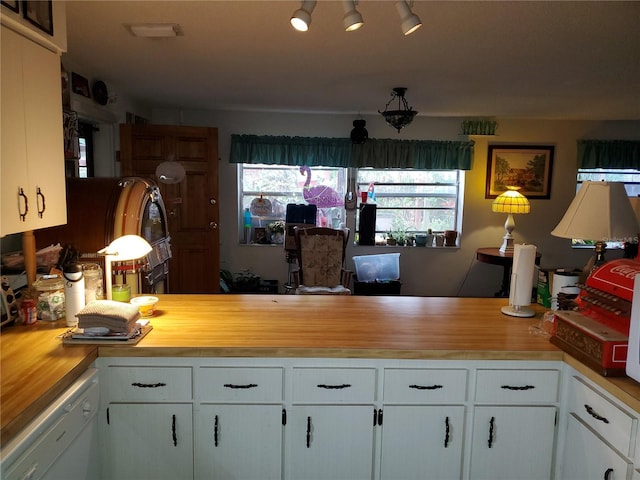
[33,275,65,321]
[83,263,104,303]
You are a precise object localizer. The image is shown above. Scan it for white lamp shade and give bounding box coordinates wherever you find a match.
[99,235,152,261]
[551,181,639,242]
[395,1,422,35]
[291,0,317,31]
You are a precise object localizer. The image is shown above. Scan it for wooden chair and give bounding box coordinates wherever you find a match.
[292,227,352,295]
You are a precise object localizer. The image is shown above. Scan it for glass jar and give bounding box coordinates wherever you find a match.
[33,275,65,321]
[83,263,104,303]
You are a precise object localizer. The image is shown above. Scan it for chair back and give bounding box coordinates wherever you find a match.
[294,227,350,287]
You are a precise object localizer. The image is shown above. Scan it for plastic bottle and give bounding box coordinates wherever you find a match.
[243,208,252,244]
[63,263,85,327]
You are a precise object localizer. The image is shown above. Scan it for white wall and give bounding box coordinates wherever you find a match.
[147,108,640,297]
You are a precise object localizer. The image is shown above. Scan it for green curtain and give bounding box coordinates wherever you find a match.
[577,140,640,169]
[230,134,474,170]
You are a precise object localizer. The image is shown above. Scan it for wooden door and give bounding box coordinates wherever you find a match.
[120,124,219,293]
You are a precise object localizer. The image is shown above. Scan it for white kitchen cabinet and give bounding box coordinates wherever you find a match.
[286,366,377,480]
[470,405,557,480]
[194,366,284,480]
[558,372,637,480]
[104,403,193,480]
[99,362,194,480]
[468,368,560,480]
[287,405,376,480]
[563,413,632,480]
[1,25,66,236]
[380,405,465,480]
[379,368,468,480]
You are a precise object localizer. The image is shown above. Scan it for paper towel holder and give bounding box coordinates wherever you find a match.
[502,244,537,318]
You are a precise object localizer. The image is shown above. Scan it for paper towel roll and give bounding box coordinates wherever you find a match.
[551,271,580,310]
[509,244,537,307]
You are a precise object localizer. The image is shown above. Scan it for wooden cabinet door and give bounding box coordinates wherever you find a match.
[195,404,283,480]
[469,406,556,480]
[380,405,465,480]
[120,124,219,293]
[287,405,375,480]
[103,403,193,480]
[562,413,632,480]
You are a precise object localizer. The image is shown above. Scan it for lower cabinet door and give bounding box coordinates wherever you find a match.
[287,405,375,480]
[379,405,465,480]
[562,413,632,480]
[195,404,283,480]
[469,406,556,480]
[103,403,193,480]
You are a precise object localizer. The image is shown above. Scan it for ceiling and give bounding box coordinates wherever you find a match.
[64,1,640,121]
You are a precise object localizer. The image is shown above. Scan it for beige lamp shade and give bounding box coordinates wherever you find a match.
[98,235,152,301]
[551,181,639,242]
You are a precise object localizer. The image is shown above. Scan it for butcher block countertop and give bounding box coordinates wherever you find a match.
[2,294,640,444]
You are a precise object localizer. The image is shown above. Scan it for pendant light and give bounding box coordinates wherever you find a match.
[342,1,364,32]
[395,1,422,35]
[378,87,418,133]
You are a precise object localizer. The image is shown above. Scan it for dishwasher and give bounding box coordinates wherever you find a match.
[1,368,100,480]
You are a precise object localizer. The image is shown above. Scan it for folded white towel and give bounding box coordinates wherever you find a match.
[76,300,140,333]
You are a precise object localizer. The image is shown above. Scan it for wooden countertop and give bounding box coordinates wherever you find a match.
[3,294,640,445]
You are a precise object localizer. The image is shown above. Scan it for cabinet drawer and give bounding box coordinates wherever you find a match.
[475,369,559,403]
[198,367,284,402]
[292,367,376,402]
[569,376,635,456]
[383,368,468,403]
[103,366,193,402]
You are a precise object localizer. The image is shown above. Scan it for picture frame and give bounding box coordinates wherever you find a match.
[253,227,267,244]
[71,72,91,98]
[1,1,19,13]
[22,1,53,36]
[485,144,554,199]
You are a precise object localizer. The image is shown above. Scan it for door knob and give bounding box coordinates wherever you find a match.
[210,198,217,205]
[209,222,218,229]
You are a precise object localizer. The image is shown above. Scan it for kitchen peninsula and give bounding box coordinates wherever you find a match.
[3,295,640,479]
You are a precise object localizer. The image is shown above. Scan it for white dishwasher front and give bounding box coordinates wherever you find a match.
[1,368,100,480]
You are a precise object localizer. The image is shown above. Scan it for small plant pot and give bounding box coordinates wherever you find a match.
[386,238,397,246]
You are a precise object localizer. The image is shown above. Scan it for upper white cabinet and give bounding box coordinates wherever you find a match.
[1,25,66,236]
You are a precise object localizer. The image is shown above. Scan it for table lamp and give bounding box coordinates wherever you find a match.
[98,235,153,300]
[551,181,639,271]
[492,186,530,253]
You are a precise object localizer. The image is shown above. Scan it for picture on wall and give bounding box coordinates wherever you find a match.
[485,145,554,199]
[22,0,53,36]
[1,1,19,13]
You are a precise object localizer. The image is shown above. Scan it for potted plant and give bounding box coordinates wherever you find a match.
[267,220,285,244]
[385,231,396,246]
[394,230,406,247]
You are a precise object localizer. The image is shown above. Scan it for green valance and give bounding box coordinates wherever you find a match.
[230,134,474,170]
[577,140,640,169]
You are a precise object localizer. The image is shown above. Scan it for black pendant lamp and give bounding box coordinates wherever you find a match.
[378,87,418,133]
[350,119,368,144]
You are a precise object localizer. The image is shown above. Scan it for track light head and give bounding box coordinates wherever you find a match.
[342,1,364,32]
[290,0,317,32]
[395,1,422,35]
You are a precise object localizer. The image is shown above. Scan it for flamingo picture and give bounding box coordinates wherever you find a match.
[299,166,344,208]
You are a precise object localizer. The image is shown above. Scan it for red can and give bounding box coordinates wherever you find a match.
[21,298,37,325]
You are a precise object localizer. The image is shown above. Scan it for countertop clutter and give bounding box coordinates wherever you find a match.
[2,294,640,444]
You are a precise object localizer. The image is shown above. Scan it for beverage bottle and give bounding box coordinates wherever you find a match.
[244,208,252,244]
[63,263,85,327]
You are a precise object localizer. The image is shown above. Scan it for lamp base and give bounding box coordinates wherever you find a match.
[498,235,514,253]
[501,305,535,317]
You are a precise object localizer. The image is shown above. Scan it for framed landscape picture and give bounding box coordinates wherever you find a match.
[485,145,554,199]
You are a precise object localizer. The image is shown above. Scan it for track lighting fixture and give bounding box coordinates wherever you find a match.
[342,1,364,32]
[350,119,368,144]
[379,87,418,133]
[395,1,422,35]
[290,0,317,32]
[290,1,421,35]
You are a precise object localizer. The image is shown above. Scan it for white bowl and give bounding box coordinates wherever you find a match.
[130,296,158,317]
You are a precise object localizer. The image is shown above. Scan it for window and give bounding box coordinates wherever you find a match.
[239,164,347,243]
[356,169,462,243]
[238,165,464,244]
